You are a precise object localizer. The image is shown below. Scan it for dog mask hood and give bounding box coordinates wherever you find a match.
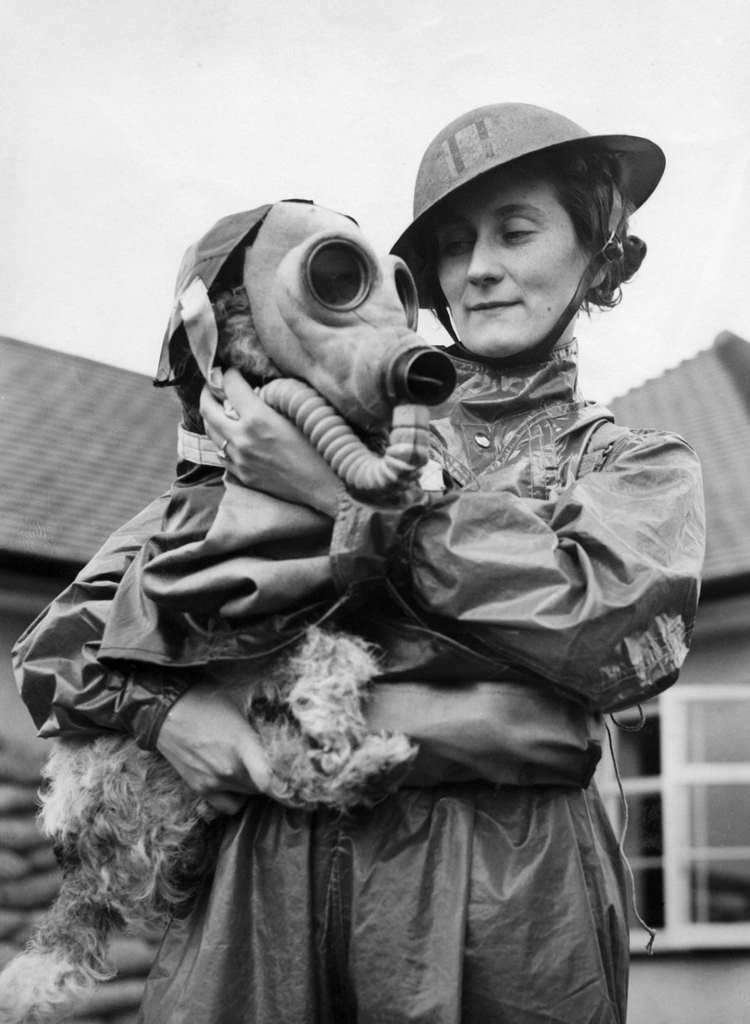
[154,202,301,387]
[153,200,455,435]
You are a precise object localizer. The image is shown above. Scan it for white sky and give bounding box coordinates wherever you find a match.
[2,0,749,402]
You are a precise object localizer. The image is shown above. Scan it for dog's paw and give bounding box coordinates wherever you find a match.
[308,738,353,777]
[321,732,417,809]
[265,727,417,811]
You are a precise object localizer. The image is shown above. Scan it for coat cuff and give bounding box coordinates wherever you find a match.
[113,670,194,751]
[329,491,433,594]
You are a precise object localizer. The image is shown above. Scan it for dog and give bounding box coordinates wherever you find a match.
[0,201,455,1022]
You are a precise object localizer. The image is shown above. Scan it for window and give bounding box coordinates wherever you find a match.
[597,685,750,950]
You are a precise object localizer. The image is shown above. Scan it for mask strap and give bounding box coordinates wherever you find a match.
[535,232,621,348]
[519,186,625,358]
[178,278,219,383]
[435,301,459,343]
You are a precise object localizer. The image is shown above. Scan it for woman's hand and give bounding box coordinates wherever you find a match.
[156,680,272,815]
[200,368,345,517]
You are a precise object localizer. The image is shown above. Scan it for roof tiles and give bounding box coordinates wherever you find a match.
[609,332,750,584]
[0,336,178,565]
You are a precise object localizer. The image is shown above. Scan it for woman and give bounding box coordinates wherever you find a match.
[14,104,704,1023]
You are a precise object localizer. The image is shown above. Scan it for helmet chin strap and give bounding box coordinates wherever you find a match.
[440,194,625,370]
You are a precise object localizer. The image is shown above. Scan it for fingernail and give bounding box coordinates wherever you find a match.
[209,367,224,389]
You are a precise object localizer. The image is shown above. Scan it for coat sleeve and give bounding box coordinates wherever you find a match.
[331,428,706,711]
[12,494,196,749]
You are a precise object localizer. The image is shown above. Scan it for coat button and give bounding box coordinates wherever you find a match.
[473,432,491,449]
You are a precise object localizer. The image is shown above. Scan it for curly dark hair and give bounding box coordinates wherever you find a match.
[529,149,647,310]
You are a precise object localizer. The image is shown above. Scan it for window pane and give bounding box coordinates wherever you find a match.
[629,866,665,929]
[689,785,750,847]
[687,700,750,763]
[624,793,663,858]
[616,715,661,777]
[691,860,750,923]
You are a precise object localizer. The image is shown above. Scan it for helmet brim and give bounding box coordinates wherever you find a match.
[391,133,665,294]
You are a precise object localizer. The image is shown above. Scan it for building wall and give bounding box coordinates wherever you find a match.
[630,951,750,1024]
[611,590,750,1022]
[0,573,59,755]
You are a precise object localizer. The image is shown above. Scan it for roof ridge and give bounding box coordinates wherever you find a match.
[610,331,749,403]
[0,334,154,384]
[714,331,750,416]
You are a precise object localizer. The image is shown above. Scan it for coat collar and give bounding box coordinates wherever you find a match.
[426,339,610,488]
[177,425,225,467]
[435,339,583,424]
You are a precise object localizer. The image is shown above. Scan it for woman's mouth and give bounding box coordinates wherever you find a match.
[468,301,518,312]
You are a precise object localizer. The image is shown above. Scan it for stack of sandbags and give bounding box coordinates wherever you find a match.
[0,735,157,1023]
[0,734,58,978]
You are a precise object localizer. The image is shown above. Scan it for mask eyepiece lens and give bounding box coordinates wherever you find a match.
[307,241,370,309]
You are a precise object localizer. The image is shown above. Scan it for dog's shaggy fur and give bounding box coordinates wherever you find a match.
[0,627,415,1022]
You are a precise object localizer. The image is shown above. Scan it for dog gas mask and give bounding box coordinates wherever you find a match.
[171,201,456,496]
[241,202,454,428]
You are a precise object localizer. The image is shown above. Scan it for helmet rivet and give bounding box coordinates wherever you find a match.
[474,432,491,449]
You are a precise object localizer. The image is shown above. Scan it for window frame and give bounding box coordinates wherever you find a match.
[598,683,750,951]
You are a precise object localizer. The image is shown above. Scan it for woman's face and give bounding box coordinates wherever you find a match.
[435,170,589,359]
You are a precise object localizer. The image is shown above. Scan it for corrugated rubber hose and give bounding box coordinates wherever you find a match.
[259,378,430,495]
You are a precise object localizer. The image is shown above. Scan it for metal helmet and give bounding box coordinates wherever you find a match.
[391,103,665,358]
[392,102,665,276]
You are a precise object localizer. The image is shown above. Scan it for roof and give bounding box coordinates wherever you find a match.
[0,336,178,567]
[609,331,750,585]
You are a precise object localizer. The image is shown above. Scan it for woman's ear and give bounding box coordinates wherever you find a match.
[586,233,625,299]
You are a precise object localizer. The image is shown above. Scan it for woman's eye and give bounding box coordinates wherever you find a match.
[501,221,535,243]
[438,237,473,257]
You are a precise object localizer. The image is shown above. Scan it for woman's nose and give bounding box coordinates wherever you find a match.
[466,237,504,285]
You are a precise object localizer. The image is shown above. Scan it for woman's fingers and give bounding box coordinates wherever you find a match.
[156,683,274,802]
[220,367,261,408]
[199,372,287,454]
[237,730,272,794]
[197,371,344,515]
[199,377,241,442]
[200,368,266,431]
[196,743,274,815]
[202,732,274,815]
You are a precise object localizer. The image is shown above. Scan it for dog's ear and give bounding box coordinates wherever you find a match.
[213,287,281,384]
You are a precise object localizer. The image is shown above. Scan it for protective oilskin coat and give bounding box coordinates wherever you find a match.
[13,342,705,1024]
